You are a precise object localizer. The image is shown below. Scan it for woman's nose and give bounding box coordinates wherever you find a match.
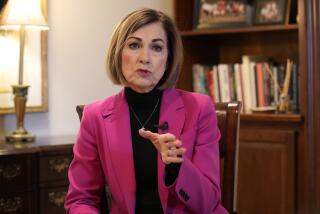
[138,48,150,64]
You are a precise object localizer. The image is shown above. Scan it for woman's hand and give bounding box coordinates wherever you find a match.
[139,129,186,165]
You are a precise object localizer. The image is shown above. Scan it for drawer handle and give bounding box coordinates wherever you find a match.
[0,196,23,212]
[48,191,66,207]
[49,158,71,173]
[0,164,21,180]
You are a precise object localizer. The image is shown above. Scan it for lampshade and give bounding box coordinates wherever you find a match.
[0,35,19,93]
[0,0,48,30]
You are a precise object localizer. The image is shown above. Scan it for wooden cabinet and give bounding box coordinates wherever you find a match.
[0,153,37,214]
[238,121,297,214]
[38,145,73,214]
[172,0,320,213]
[0,137,74,214]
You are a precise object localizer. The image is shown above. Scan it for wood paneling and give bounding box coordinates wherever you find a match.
[237,129,295,214]
[313,0,320,211]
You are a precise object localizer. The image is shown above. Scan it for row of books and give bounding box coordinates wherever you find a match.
[192,55,299,113]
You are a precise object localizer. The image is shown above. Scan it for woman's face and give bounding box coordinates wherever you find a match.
[121,22,168,93]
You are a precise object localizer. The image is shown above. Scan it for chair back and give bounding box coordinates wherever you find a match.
[75,102,241,213]
[76,105,84,121]
[215,102,241,213]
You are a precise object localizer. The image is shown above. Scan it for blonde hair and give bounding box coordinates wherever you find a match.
[106,8,183,89]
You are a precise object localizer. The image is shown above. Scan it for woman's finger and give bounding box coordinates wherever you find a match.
[166,139,182,148]
[167,147,186,156]
[166,156,184,163]
[138,129,159,141]
[161,147,186,164]
[158,133,176,142]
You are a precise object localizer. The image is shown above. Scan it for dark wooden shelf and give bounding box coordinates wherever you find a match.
[180,24,298,36]
[240,113,303,123]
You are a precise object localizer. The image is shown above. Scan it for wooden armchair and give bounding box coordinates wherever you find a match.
[215,102,241,214]
[75,101,241,214]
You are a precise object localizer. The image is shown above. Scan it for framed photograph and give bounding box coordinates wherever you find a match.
[193,0,253,29]
[254,0,290,25]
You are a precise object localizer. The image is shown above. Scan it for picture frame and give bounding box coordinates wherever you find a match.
[0,0,48,114]
[253,0,290,25]
[193,0,253,29]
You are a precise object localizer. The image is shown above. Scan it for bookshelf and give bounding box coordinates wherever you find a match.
[173,0,320,213]
[180,24,299,36]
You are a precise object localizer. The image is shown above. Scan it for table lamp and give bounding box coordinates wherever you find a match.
[0,0,49,142]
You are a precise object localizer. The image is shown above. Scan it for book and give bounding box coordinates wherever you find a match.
[291,63,299,113]
[192,64,208,94]
[206,66,215,101]
[228,64,236,101]
[272,65,279,104]
[241,55,253,113]
[255,63,265,107]
[234,63,244,108]
[212,65,221,103]
[249,62,258,108]
[218,64,231,102]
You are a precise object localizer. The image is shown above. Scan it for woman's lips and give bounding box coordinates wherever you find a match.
[137,69,150,73]
[136,69,151,76]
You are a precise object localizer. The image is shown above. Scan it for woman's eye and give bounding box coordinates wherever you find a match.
[152,45,163,52]
[128,42,140,49]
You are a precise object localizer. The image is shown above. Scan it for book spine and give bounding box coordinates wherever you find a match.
[200,66,208,94]
[291,63,299,113]
[192,64,201,93]
[213,65,221,103]
[192,64,208,94]
[234,63,243,104]
[228,64,236,101]
[218,64,231,102]
[249,62,258,108]
[206,67,215,101]
[269,64,275,106]
[256,63,265,107]
[273,66,279,104]
[263,66,271,106]
[241,55,253,113]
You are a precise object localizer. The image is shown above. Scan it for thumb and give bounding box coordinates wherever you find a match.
[138,128,159,141]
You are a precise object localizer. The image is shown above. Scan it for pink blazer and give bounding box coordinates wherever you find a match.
[65,88,227,214]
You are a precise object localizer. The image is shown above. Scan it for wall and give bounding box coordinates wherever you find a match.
[0,0,173,139]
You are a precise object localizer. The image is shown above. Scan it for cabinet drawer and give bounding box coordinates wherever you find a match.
[0,154,36,192]
[39,186,68,214]
[39,154,73,182]
[0,191,36,214]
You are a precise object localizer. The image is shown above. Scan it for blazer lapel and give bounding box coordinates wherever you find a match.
[102,90,136,214]
[157,89,185,211]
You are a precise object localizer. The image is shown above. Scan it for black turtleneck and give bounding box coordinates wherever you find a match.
[125,87,181,214]
[125,87,163,214]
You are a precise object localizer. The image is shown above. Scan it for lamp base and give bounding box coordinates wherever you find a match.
[5,132,35,143]
[5,84,35,143]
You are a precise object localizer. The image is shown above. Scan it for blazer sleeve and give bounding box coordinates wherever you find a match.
[64,105,104,214]
[168,95,223,213]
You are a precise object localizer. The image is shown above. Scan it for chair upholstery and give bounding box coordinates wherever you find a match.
[75,101,240,213]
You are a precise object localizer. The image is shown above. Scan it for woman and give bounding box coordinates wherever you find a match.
[65,8,227,214]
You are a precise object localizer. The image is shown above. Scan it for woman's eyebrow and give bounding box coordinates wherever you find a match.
[152,38,165,43]
[127,36,165,43]
[127,36,142,41]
